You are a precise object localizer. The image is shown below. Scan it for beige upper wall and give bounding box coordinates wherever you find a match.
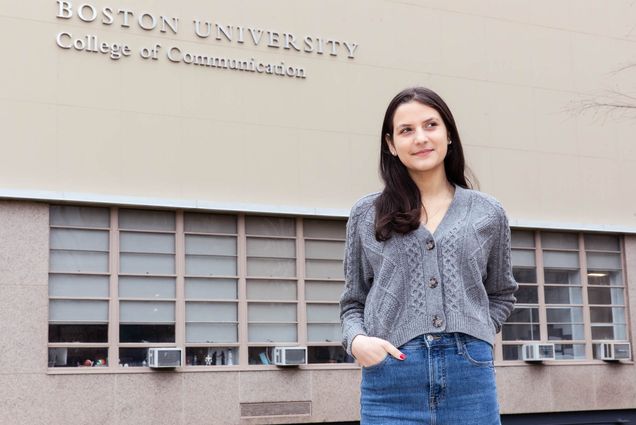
[1,0,636,228]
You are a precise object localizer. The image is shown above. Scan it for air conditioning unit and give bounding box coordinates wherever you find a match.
[597,342,632,361]
[522,343,555,362]
[272,346,307,366]
[147,348,182,368]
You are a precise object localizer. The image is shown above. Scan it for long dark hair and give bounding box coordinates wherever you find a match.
[375,87,475,241]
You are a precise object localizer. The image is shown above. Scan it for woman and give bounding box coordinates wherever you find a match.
[339,87,518,425]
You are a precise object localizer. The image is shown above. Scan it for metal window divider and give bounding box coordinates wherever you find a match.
[536,231,549,350]
[175,210,186,366]
[237,214,248,366]
[108,206,120,369]
[297,217,307,352]
[580,232,594,360]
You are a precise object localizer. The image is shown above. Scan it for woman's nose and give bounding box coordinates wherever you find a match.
[414,127,427,143]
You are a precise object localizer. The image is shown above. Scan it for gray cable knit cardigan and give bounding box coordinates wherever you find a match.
[339,184,518,356]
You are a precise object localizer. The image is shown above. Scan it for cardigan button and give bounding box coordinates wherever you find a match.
[426,240,435,250]
[429,277,438,288]
[432,315,443,328]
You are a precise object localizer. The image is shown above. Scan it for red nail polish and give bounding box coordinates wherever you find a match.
[399,354,406,360]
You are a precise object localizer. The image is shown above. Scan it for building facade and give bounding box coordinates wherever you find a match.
[1,0,636,424]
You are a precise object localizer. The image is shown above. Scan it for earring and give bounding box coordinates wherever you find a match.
[448,139,452,145]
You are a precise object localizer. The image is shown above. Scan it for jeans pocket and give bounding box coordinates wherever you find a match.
[361,353,390,371]
[461,337,493,367]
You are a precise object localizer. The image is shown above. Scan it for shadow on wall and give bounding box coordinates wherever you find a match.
[501,409,636,425]
[286,410,636,425]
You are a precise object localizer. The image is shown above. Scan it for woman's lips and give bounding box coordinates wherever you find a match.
[413,149,433,157]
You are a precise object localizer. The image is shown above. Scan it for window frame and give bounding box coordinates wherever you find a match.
[48,207,633,372]
[48,206,353,373]
[499,229,632,365]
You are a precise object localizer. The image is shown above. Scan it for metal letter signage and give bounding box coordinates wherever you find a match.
[54,0,360,79]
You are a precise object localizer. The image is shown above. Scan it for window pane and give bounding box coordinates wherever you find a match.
[120,301,175,323]
[502,324,540,341]
[548,324,585,340]
[544,286,582,304]
[514,285,538,304]
[120,253,175,274]
[585,234,620,251]
[511,249,535,267]
[546,307,583,323]
[305,281,345,302]
[186,323,238,343]
[50,205,110,228]
[307,304,340,322]
[543,251,579,268]
[513,268,537,283]
[247,258,296,277]
[248,347,274,365]
[247,280,297,300]
[186,255,236,276]
[511,230,535,248]
[245,216,295,236]
[502,344,524,360]
[186,235,236,256]
[248,323,297,342]
[307,324,342,342]
[50,229,109,251]
[587,287,625,305]
[305,240,344,260]
[184,213,236,234]
[119,348,150,367]
[587,270,622,286]
[119,209,175,231]
[119,276,175,299]
[554,344,586,360]
[49,324,108,343]
[592,325,627,340]
[590,307,625,324]
[305,259,344,279]
[507,307,539,323]
[186,347,238,365]
[49,300,108,322]
[50,251,109,273]
[48,347,108,368]
[49,274,109,298]
[186,302,237,322]
[541,232,578,249]
[119,324,174,343]
[586,253,621,270]
[247,238,295,258]
[308,346,354,364]
[185,278,237,299]
[544,269,579,284]
[120,232,174,254]
[303,219,346,239]
[248,303,296,322]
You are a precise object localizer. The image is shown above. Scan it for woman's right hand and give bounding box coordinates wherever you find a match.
[351,335,405,368]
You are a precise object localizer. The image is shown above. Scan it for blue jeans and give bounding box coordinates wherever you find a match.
[360,333,501,425]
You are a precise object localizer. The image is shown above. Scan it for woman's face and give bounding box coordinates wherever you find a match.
[386,101,450,176]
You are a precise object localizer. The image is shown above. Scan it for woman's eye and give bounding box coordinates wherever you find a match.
[426,122,438,128]
[400,128,411,134]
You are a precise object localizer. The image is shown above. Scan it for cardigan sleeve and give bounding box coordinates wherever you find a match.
[339,199,374,357]
[485,204,518,333]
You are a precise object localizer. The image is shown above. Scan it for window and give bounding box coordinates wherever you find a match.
[50,206,628,368]
[184,212,238,366]
[502,230,629,362]
[48,205,354,369]
[48,206,110,367]
[118,209,176,367]
[303,219,351,364]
